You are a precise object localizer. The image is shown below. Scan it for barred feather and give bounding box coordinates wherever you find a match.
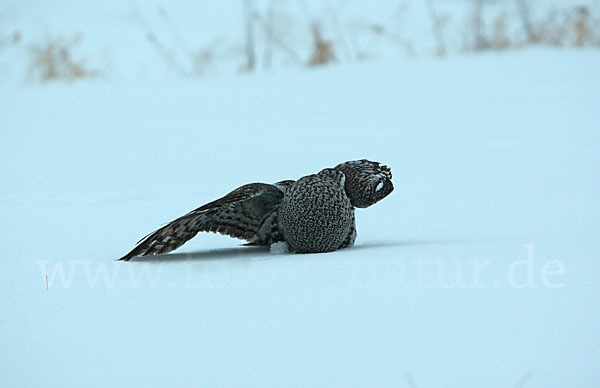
[119,183,286,261]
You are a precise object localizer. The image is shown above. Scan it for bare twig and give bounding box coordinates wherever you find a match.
[516,0,535,42]
[254,12,303,66]
[330,0,355,61]
[472,0,487,51]
[157,7,195,63]
[145,31,189,76]
[242,0,256,71]
[129,1,189,77]
[263,0,275,70]
[426,0,447,57]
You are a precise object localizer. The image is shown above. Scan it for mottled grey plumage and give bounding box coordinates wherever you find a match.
[279,168,353,253]
[119,160,393,260]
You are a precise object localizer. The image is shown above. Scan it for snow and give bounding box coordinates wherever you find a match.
[270,241,290,254]
[2,2,600,388]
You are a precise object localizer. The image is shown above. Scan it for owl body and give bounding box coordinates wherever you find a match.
[119,160,393,260]
[278,169,354,253]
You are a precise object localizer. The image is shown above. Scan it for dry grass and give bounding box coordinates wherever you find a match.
[27,33,100,82]
[464,4,600,53]
[10,2,600,82]
[128,2,600,76]
[307,23,336,67]
[531,6,600,47]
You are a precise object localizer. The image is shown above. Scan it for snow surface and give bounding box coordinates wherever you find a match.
[2,49,599,388]
[2,2,600,387]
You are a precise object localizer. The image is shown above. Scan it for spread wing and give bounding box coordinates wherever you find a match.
[118,183,286,261]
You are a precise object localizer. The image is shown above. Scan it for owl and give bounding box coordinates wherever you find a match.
[119,160,393,260]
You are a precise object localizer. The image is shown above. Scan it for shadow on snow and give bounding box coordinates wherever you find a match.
[120,239,459,263]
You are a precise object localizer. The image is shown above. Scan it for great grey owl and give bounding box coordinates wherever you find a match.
[119,160,393,260]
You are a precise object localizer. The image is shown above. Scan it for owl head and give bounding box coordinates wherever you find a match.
[334,159,394,208]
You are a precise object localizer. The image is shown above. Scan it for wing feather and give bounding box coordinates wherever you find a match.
[119,183,285,261]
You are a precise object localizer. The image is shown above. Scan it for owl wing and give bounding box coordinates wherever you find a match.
[118,182,288,261]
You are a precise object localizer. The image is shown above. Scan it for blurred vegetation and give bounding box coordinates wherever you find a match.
[26,33,100,82]
[2,0,599,83]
